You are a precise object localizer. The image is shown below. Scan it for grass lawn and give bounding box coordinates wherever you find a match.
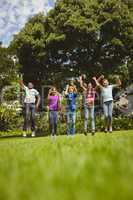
[0,131,133,200]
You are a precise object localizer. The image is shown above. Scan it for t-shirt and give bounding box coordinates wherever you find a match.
[66,92,77,111]
[24,85,39,104]
[101,85,113,103]
[49,95,59,111]
[84,88,96,106]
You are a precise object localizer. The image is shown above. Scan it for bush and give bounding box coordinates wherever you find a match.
[0,107,133,137]
[0,105,22,132]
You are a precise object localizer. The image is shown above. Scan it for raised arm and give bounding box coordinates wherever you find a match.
[97,75,104,83]
[19,79,25,89]
[79,76,87,91]
[113,76,121,88]
[47,88,52,99]
[74,85,78,94]
[65,84,69,95]
[92,77,103,89]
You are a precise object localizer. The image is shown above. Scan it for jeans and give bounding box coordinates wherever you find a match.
[103,100,113,127]
[66,111,76,135]
[23,103,36,131]
[49,111,58,135]
[84,105,95,131]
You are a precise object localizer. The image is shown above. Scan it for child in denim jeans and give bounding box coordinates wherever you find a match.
[19,80,40,137]
[48,87,61,136]
[65,85,77,136]
[93,76,121,133]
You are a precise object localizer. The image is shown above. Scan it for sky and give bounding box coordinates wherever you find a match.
[0,0,56,47]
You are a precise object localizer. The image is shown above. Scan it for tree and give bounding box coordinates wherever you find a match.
[0,46,19,92]
[10,0,133,87]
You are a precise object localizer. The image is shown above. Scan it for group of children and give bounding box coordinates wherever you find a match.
[20,74,121,137]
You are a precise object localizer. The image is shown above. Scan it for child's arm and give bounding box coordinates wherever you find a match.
[74,85,78,94]
[97,75,104,83]
[92,77,103,89]
[47,88,52,99]
[58,94,62,111]
[94,75,104,89]
[35,95,41,111]
[65,84,69,95]
[79,76,87,91]
[113,76,122,88]
[19,79,25,89]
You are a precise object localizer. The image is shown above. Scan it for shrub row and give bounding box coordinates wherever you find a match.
[0,106,133,137]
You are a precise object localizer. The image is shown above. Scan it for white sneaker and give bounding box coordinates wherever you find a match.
[23,132,27,137]
[109,127,112,133]
[71,134,75,138]
[31,131,36,137]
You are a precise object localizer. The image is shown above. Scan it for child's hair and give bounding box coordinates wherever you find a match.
[68,85,76,92]
[89,80,96,88]
[51,86,56,91]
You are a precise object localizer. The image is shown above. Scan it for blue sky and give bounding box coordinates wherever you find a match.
[0,0,55,46]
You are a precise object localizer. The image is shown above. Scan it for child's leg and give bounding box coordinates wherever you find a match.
[90,106,95,132]
[66,111,70,135]
[31,104,36,132]
[53,111,58,135]
[108,101,113,131]
[49,111,54,135]
[71,111,76,135]
[84,106,88,132]
[23,103,30,132]
[103,102,109,132]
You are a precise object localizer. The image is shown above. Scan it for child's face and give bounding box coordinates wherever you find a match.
[87,83,92,89]
[28,82,34,89]
[103,79,109,87]
[51,88,57,95]
[68,86,74,93]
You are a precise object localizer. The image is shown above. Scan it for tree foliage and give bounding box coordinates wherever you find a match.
[0,46,18,91]
[10,0,133,87]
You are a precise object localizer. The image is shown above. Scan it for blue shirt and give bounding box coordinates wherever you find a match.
[66,93,77,111]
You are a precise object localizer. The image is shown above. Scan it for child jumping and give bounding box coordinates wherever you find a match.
[48,87,61,137]
[79,75,104,135]
[93,76,121,133]
[79,76,96,135]
[19,80,40,137]
[65,84,77,136]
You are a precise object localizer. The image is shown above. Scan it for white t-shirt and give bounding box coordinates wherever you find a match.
[101,85,113,103]
[23,85,39,104]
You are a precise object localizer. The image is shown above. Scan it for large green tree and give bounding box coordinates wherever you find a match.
[10,0,133,87]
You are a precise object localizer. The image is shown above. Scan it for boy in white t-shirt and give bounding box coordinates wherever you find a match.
[20,80,40,137]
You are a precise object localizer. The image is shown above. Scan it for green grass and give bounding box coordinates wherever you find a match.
[0,131,133,200]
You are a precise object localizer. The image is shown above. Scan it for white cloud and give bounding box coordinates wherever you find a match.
[0,0,55,46]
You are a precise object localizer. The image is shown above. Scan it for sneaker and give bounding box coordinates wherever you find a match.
[91,130,95,136]
[104,128,108,133]
[84,130,87,136]
[31,131,36,137]
[71,134,75,138]
[109,127,112,133]
[23,132,27,137]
